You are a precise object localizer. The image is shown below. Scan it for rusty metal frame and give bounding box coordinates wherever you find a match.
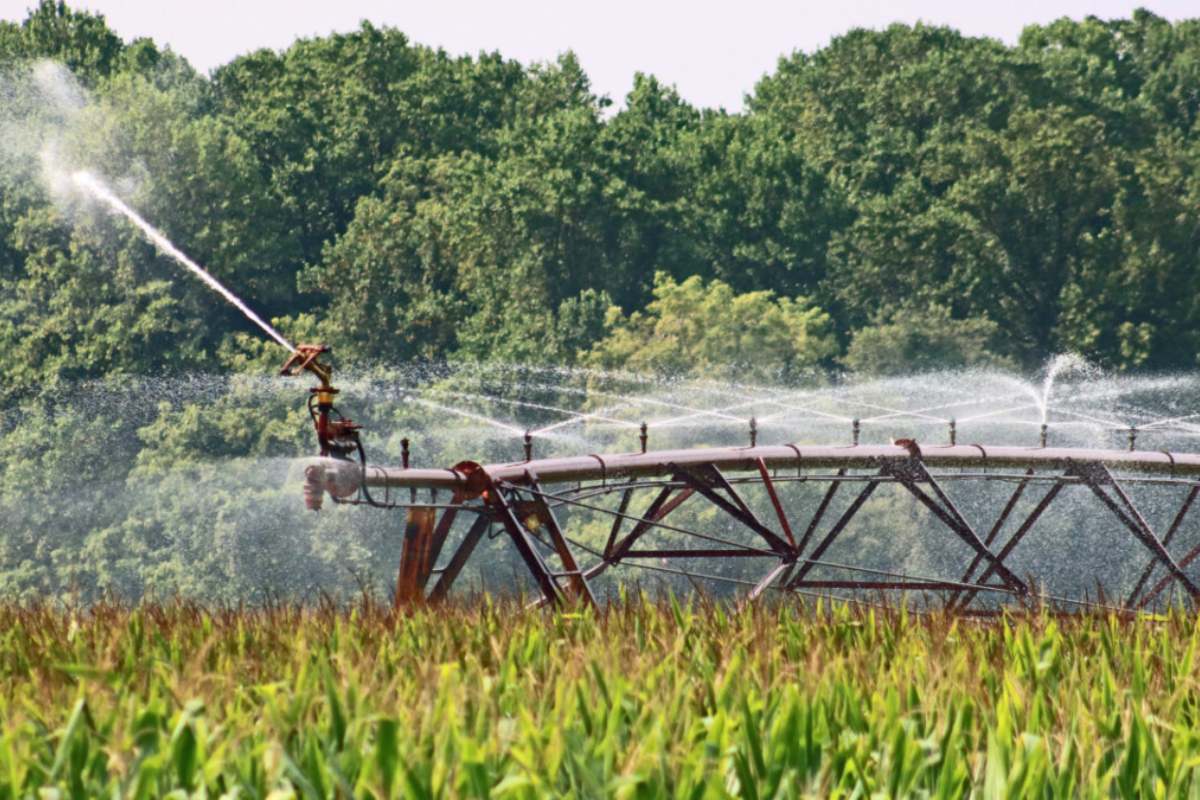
[486,482,566,606]
[786,475,880,589]
[884,459,1028,595]
[1127,485,1200,606]
[1070,462,1200,600]
[950,479,1063,612]
[523,471,598,609]
[345,443,1200,612]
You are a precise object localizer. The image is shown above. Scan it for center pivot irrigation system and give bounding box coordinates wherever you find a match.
[283,345,1200,614]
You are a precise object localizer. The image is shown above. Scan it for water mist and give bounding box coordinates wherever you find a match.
[71,171,295,352]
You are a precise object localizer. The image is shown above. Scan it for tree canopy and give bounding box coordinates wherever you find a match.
[2,2,1199,389]
[3,2,1200,599]
[586,273,835,381]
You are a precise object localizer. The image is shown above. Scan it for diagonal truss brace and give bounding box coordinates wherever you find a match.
[427,515,490,604]
[884,459,1028,595]
[1071,462,1200,602]
[1140,537,1200,608]
[522,471,599,609]
[671,463,793,555]
[950,479,1063,611]
[1126,484,1200,607]
[485,483,567,607]
[786,475,880,589]
[953,471,1032,590]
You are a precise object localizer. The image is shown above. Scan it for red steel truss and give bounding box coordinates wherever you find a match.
[305,443,1200,613]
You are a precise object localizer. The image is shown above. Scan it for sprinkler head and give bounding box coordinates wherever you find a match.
[1127,426,1138,452]
[1039,423,1049,448]
[948,419,957,446]
[852,418,861,446]
[280,343,333,389]
[301,461,359,511]
[639,421,648,454]
[281,344,365,461]
[303,464,324,511]
[523,431,533,461]
[749,417,758,447]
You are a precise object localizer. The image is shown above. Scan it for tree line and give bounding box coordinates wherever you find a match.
[1,2,1199,393]
[1,2,1199,600]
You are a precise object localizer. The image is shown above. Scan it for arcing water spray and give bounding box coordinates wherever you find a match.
[71,170,296,353]
[71,170,365,507]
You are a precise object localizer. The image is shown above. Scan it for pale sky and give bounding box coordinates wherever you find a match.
[2,1,1195,110]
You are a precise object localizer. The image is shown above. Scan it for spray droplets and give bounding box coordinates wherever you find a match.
[72,170,295,352]
[0,59,291,354]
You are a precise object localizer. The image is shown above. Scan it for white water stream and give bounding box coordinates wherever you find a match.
[72,170,296,353]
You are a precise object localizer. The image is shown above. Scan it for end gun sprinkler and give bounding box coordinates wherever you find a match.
[281,344,363,509]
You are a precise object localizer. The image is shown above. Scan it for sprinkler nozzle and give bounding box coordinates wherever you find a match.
[949,418,957,446]
[281,344,363,460]
[749,417,758,447]
[852,418,861,446]
[1128,426,1137,452]
[639,421,648,454]
[1039,423,1048,448]
[303,465,324,511]
[301,461,359,511]
[523,431,533,461]
[401,437,410,469]
[280,343,333,389]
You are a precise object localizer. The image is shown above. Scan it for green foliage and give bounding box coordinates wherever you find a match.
[842,304,1014,376]
[1,601,1199,796]
[0,203,206,398]
[0,1,123,83]
[587,273,836,381]
[5,4,1200,603]
[5,4,1200,387]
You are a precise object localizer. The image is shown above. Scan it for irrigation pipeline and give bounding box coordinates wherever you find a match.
[295,443,1200,615]
[283,346,1200,614]
[337,444,1200,492]
[73,179,1184,615]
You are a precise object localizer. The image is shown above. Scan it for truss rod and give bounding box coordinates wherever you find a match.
[1127,484,1200,607]
[501,482,779,557]
[380,471,1200,513]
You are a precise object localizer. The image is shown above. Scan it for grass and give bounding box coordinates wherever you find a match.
[1,596,1199,797]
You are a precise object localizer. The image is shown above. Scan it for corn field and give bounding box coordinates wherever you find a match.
[3,597,1200,798]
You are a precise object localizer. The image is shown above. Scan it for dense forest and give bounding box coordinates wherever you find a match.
[3,2,1200,384]
[1,2,1199,599]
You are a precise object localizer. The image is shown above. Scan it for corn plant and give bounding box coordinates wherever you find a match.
[1,597,1199,797]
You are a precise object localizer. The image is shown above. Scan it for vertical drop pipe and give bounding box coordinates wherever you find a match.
[402,438,415,503]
